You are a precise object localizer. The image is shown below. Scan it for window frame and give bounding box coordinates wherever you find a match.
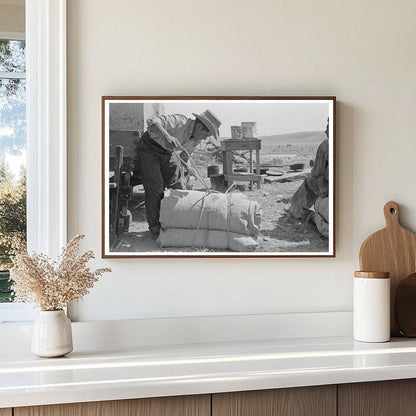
[0,0,67,323]
[0,31,24,41]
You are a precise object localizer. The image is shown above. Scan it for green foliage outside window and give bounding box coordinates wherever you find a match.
[0,39,27,302]
[0,161,26,302]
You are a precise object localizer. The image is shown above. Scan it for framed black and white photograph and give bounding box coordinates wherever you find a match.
[102,96,336,258]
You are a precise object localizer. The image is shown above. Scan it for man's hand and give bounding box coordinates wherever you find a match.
[168,136,181,150]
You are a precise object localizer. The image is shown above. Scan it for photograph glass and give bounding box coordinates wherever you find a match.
[102,97,335,257]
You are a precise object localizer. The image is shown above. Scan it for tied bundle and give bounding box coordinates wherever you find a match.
[159,189,262,252]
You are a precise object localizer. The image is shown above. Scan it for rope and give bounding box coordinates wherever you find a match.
[192,191,233,250]
[177,155,187,190]
[172,142,235,250]
[195,192,208,249]
[226,192,231,249]
[173,144,211,191]
[173,142,236,194]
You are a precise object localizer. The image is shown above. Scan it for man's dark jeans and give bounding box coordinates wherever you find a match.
[137,133,179,235]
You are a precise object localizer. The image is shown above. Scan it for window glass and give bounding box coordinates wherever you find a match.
[0,39,26,73]
[0,39,26,303]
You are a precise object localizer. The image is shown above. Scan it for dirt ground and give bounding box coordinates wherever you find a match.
[249,180,328,253]
[111,173,329,254]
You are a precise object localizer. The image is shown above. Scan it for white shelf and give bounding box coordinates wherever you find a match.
[2,335,416,408]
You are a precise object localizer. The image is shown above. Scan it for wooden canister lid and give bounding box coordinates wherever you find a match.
[354,271,390,279]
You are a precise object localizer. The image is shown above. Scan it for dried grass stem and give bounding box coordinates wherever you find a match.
[10,234,111,310]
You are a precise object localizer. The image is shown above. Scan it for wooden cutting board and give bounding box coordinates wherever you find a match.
[359,201,416,336]
[395,273,416,337]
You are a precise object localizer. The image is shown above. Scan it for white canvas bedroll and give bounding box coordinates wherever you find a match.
[159,189,262,252]
[159,229,259,252]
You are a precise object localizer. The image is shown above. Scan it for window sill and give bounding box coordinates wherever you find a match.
[0,303,35,324]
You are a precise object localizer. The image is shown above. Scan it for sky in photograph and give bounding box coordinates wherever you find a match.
[163,101,330,137]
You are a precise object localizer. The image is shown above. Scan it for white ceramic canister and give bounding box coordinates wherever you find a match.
[353,271,390,342]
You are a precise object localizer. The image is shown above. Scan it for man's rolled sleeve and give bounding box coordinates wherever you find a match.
[146,114,192,152]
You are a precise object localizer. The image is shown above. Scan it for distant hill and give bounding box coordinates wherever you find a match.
[259,131,326,145]
[219,131,327,146]
[218,131,327,160]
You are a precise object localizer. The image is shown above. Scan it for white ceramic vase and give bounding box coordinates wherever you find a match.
[31,310,73,357]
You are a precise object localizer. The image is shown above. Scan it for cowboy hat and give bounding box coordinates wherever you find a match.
[192,110,221,141]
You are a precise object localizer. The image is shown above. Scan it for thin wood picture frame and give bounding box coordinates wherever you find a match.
[102,96,336,258]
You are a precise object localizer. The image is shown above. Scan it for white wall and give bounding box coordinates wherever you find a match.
[67,0,416,322]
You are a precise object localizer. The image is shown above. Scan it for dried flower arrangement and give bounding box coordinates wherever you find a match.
[10,234,111,311]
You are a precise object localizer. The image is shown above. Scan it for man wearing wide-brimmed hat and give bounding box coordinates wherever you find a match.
[137,110,222,237]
